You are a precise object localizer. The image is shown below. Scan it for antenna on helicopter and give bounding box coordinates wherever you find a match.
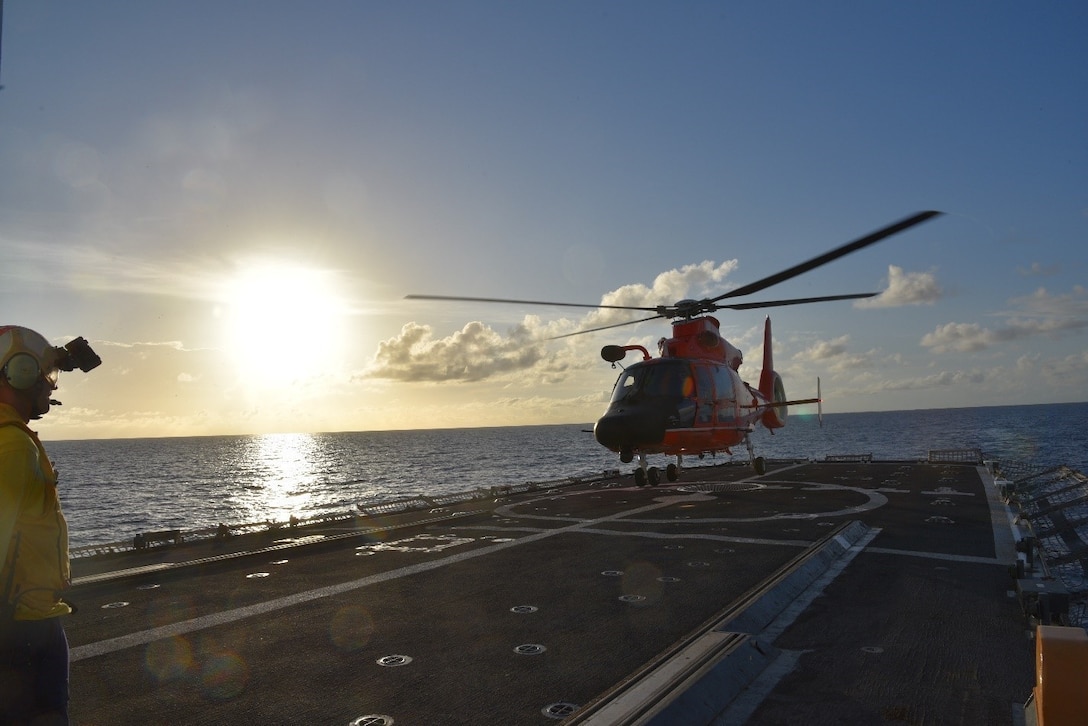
[0,0,6,91]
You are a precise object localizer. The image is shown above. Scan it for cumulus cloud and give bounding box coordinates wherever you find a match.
[371,260,743,383]
[1008,286,1088,317]
[1022,350,1088,387]
[581,259,740,330]
[921,286,1088,353]
[789,334,894,372]
[794,335,852,360]
[365,321,546,382]
[920,318,1088,353]
[854,265,942,308]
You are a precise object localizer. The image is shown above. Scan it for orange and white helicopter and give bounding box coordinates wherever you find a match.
[409,211,941,485]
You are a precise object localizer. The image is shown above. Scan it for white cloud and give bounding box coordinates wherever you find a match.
[371,260,743,382]
[921,286,1088,353]
[787,335,900,374]
[855,265,942,308]
[1007,286,1088,318]
[364,321,546,382]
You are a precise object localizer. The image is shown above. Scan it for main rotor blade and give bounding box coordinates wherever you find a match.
[404,293,660,313]
[548,313,666,340]
[718,292,878,310]
[712,210,942,303]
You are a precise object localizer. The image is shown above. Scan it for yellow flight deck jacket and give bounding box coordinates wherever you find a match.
[0,404,71,620]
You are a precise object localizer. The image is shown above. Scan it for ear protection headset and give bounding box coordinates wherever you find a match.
[0,326,62,392]
[2,353,45,390]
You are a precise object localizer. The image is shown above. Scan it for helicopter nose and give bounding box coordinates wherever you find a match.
[594,407,666,451]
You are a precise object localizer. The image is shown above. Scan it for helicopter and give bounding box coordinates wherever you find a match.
[408,210,942,485]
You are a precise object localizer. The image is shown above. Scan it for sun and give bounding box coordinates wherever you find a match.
[219,262,347,386]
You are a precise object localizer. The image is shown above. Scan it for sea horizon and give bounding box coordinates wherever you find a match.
[41,399,1088,444]
[46,401,1088,548]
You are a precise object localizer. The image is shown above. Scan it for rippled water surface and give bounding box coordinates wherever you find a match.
[47,403,1088,547]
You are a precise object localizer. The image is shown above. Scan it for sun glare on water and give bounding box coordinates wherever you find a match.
[220,262,347,387]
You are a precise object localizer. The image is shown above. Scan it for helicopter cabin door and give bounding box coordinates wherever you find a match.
[692,364,715,428]
[713,365,739,425]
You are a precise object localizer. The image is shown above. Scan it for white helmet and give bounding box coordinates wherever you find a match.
[0,325,61,390]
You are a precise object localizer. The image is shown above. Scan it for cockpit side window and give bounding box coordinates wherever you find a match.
[610,362,692,403]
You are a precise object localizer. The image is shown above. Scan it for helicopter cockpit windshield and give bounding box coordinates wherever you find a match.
[609,361,693,404]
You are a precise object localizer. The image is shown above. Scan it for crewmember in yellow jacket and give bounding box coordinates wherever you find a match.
[0,326,100,725]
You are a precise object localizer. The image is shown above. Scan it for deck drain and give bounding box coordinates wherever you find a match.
[514,644,547,655]
[101,601,129,609]
[714,548,735,554]
[619,595,646,603]
[861,646,884,654]
[601,570,623,577]
[246,572,270,578]
[376,655,412,667]
[658,576,681,583]
[542,703,580,720]
[350,716,395,726]
[687,561,712,568]
[678,482,763,494]
[664,544,684,550]
[510,605,538,614]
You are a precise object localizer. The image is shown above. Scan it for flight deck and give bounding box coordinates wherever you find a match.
[65,457,1034,725]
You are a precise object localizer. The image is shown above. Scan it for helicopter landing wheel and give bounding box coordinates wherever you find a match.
[666,463,679,482]
[648,466,660,486]
[753,456,767,475]
[633,468,647,487]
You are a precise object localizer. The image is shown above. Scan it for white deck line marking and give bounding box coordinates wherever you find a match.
[573,528,810,548]
[70,498,677,662]
[863,546,1002,565]
[455,523,811,547]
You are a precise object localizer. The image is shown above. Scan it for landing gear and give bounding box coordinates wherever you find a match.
[745,434,767,475]
[632,454,683,486]
[632,453,661,487]
[666,453,682,482]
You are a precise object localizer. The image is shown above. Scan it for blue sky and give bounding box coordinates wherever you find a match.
[1,2,1085,440]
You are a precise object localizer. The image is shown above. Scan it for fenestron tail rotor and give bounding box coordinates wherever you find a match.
[406,211,942,337]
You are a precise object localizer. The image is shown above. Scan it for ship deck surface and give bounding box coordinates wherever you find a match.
[65,460,1033,725]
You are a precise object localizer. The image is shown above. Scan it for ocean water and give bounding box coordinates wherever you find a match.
[45,402,1088,549]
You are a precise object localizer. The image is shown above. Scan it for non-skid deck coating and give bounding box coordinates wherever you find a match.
[63,460,1034,725]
